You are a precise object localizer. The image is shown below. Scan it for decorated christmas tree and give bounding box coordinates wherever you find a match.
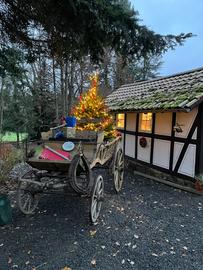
[72,73,117,138]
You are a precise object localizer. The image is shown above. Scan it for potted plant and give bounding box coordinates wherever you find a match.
[194,174,203,192]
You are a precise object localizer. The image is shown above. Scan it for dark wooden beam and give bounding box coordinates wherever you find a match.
[135,113,139,159]
[119,129,197,145]
[196,104,203,174]
[174,114,199,173]
[123,113,127,154]
[150,113,156,164]
[169,112,176,171]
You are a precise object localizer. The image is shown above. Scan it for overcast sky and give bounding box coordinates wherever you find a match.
[131,0,203,76]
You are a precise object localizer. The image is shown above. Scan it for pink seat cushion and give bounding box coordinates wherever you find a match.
[39,149,71,161]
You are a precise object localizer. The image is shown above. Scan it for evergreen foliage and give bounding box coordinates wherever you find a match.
[73,74,116,137]
[0,0,192,61]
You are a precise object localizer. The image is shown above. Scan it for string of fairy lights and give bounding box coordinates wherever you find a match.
[72,73,117,137]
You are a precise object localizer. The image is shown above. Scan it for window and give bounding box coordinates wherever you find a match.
[140,112,152,132]
[116,113,125,128]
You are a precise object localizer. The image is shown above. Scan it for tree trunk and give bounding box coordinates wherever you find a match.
[52,58,59,121]
[67,61,74,115]
[60,60,65,116]
[64,60,68,115]
[0,79,4,140]
[79,60,84,95]
[16,129,19,148]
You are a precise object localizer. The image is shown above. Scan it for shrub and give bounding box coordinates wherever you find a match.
[0,144,24,185]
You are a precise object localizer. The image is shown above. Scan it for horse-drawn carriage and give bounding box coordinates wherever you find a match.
[17,131,124,223]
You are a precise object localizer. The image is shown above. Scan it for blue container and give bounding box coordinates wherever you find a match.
[55,130,64,139]
[66,116,77,127]
[0,195,12,226]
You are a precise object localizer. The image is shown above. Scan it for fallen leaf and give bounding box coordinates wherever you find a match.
[90,230,97,237]
[25,261,30,265]
[8,256,12,264]
[112,250,120,257]
[91,259,96,267]
[151,253,158,257]
[160,252,167,256]
[121,259,125,264]
[134,234,139,239]
[101,245,106,249]
[61,267,72,270]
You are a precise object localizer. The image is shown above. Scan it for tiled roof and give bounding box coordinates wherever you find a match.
[106,67,203,112]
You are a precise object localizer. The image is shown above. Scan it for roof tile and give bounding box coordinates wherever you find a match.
[106,67,203,112]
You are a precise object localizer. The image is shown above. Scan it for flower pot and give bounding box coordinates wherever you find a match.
[194,181,203,192]
[0,195,12,226]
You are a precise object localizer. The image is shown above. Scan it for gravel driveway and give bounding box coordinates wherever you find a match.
[0,171,202,270]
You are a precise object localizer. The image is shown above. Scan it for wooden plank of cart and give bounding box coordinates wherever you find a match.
[17,130,124,224]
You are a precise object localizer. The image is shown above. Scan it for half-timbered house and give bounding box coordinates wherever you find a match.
[106,67,203,188]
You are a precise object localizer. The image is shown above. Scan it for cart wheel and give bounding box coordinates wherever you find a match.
[69,154,92,194]
[17,180,39,215]
[90,175,104,224]
[113,148,124,192]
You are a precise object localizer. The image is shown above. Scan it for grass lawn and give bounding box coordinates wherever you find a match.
[0,132,28,142]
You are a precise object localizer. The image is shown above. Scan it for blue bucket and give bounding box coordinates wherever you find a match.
[0,195,12,226]
[66,116,77,127]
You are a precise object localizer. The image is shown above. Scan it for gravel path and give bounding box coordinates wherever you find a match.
[0,170,202,270]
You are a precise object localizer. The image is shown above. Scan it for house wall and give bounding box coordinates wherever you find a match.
[118,107,200,180]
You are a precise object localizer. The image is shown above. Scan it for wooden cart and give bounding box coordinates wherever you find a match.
[17,132,124,223]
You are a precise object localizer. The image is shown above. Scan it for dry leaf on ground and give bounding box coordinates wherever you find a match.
[61,267,72,270]
[90,230,97,237]
[91,259,96,267]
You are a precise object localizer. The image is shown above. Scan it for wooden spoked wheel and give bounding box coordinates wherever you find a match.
[17,180,39,215]
[90,175,104,224]
[69,154,92,194]
[113,148,124,192]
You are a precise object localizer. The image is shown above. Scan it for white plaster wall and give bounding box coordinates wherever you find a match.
[126,113,136,131]
[175,108,197,138]
[137,136,151,163]
[173,142,184,170]
[155,112,172,136]
[178,144,196,177]
[119,133,124,150]
[192,127,197,140]
[125,134,135,158]
[153,139,170,169]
